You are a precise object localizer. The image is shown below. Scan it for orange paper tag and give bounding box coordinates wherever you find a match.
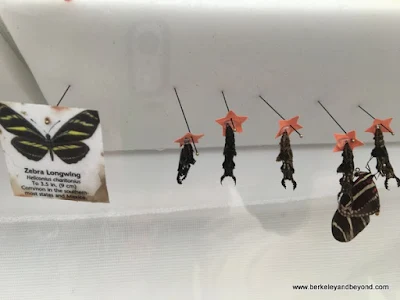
[365,118,394,134]
[174,132,204,147]
[275,116,303,138]
[333,130,364,152]
[215,110,248,136]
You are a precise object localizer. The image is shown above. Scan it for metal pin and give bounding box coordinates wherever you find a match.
[221,91,236,132]
[317,101,355,142]
[56,85,71,107]
[358,105,394,135]
[174,87,199,156]
[259,95,303,138]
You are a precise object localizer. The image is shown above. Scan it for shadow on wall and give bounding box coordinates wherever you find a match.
[244,201,311,236]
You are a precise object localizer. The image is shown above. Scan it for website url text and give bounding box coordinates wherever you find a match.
[293,284,389,291]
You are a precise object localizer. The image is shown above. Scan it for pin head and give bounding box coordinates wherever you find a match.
[196,152,199,156]
[44,117,51,125]
[225,121,236,131]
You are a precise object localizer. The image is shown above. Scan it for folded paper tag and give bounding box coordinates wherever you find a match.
[0,102,109,203]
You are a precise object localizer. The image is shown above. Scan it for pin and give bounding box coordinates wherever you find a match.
[56,85,71,107]
[318,101,348,136]
[358,105,394,135]
[221,91,236,132]
[174,87,201,156]
[259,95,303,138]
[317,101,364,152]
[45,85,71,125]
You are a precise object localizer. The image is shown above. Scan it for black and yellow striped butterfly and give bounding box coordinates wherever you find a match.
[0,102,100,164]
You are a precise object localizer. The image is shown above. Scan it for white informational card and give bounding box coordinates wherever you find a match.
[0,101,109,203]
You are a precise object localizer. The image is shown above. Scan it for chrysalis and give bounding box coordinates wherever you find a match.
[276,130,297,190]
[220,123,237,185]
[176,137,196,185]
[370,126,400,190]
[336,142,355,200]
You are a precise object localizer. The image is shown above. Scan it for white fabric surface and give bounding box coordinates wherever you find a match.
[0,199,399,300]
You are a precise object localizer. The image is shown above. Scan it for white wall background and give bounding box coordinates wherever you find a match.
[0,1,400,299]
[2,1,400,150]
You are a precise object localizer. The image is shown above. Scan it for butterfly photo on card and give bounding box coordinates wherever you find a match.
[0,102,100,165]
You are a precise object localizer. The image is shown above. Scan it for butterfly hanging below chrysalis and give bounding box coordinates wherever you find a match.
[370,126,400,190]
[177,137,196,185]
[332,146,380,243]
[276,130,297,190]
[317,101,370,243]
[221,123,237,184]
[332,168,380,242]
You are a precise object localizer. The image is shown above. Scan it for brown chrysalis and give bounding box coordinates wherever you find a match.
[276,131,296,190]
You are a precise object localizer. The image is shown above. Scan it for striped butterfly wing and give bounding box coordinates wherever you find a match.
[51,110,100,164]
[0,103,49,161]
[348,193,380,218]
[338,173,380,218]
[331,211,370,243]
[333,172,379,242]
